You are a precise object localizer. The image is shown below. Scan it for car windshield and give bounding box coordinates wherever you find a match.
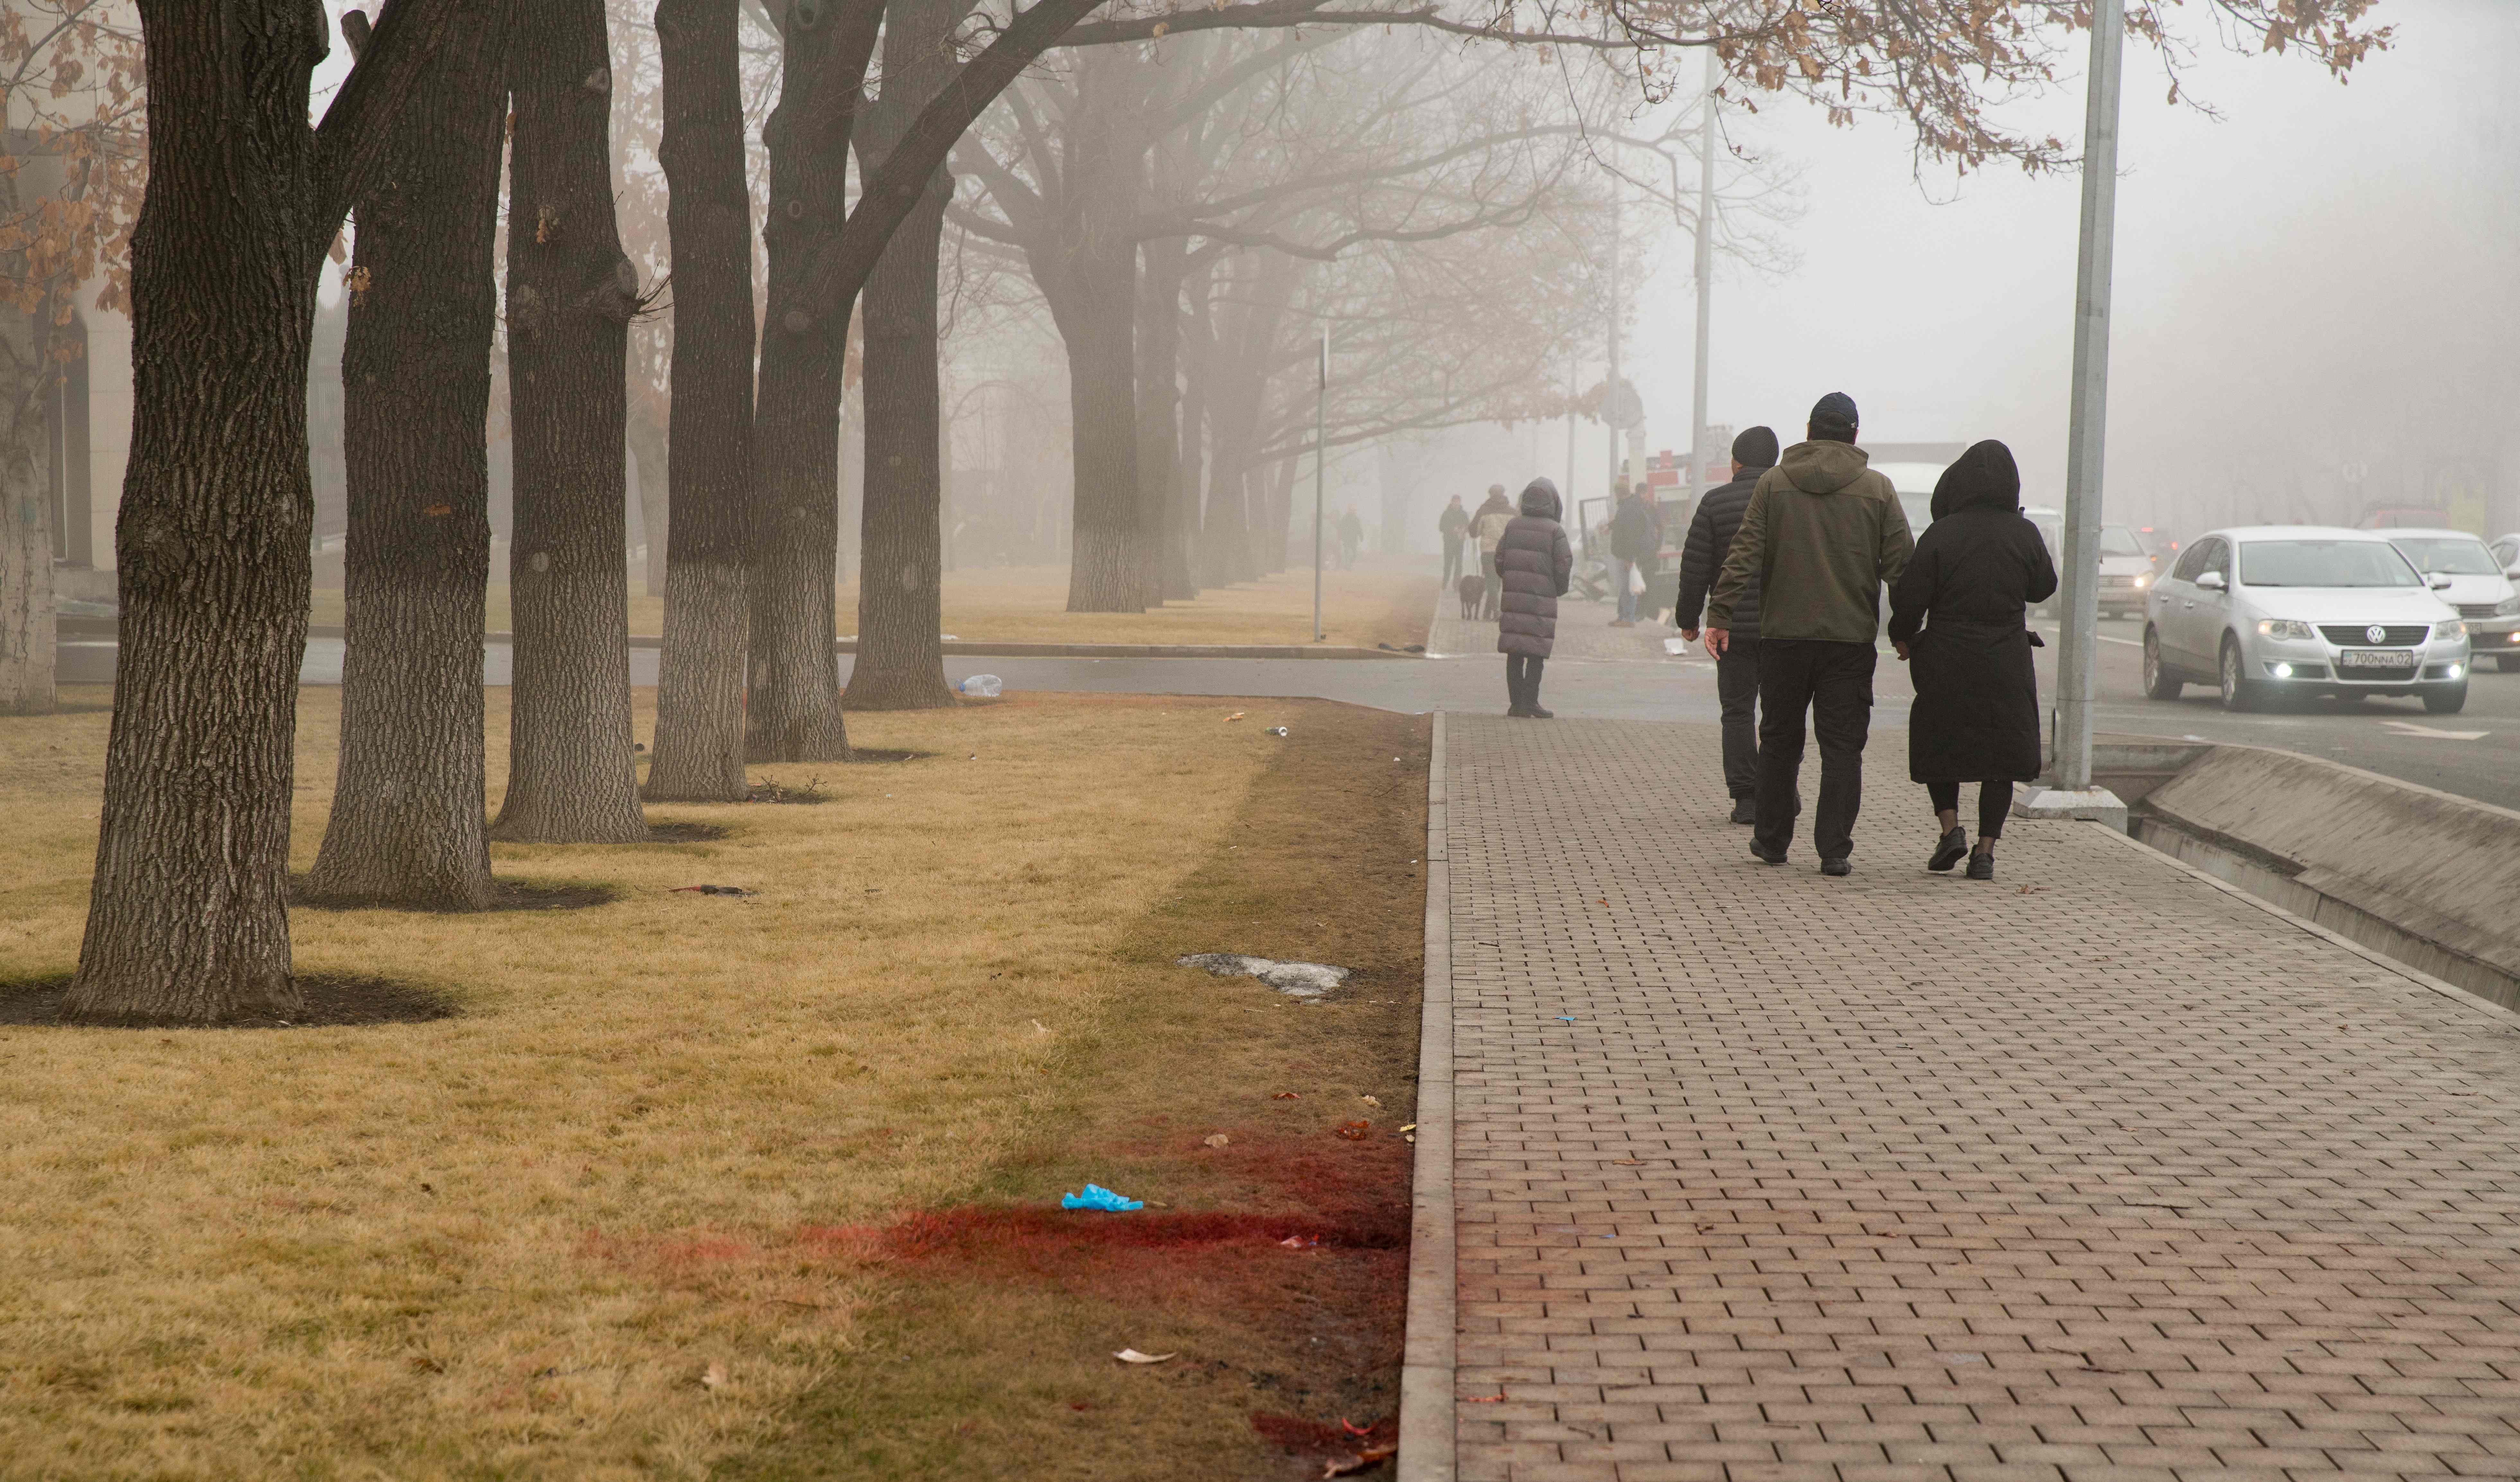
[2099,527,2147,557]
[2237,540,2421,588]
[2390,537,2501,576]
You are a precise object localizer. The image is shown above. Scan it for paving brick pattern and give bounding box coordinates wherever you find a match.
[1443,716,2520,1482]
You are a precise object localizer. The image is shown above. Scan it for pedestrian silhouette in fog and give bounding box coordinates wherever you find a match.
[1888,439,2057,881]
[1496,478,1573,718]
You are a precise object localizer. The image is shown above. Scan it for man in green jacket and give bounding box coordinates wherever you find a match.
[1704,392,1913,875]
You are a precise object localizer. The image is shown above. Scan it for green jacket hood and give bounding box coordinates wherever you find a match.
[1779,439,1872,495]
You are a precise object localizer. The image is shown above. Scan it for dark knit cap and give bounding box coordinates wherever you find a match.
[1808,391,1859,443]
[1730,425,1779,469]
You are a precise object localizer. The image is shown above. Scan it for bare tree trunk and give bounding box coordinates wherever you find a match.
[745,0,863,757]
[1054,233,1141,613]
[309,5,512,908]
[1174,255,1213,598]
[627,406,669,595]
[841,0,963,711]
[1265,456,1296,574]
[1,291,57,714]
[1137,234,1192,603]
[643,0,756,799]
[494,0,650,842]
[63,3,328,1021]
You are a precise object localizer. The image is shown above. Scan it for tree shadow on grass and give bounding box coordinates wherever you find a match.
[0,973,459,1028]
[290,877,621,913]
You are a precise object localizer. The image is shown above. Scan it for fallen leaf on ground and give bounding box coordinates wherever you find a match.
[1397,1123,1416,1133]
[1358,1095,1379,1107]
[1272,1091,1300,1100]
[1203,1133,1230,1148]
[701,1362,727,1391]
[1224,712,1246,722]
[1325,1445,1398,1477]
[1335,1120,1371,1141]
[1114,1349,1176,1364]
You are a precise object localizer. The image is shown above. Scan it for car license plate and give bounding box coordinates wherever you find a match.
[2339,648,2416,671]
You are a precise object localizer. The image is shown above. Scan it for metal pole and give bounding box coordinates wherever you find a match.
[1690,47,1717,500]
[1313,325,1327,642]
[1605,180,1621,496]
[2056,0,2124,792]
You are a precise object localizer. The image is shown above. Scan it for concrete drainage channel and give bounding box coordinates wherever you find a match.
[2092,737,2520,1015]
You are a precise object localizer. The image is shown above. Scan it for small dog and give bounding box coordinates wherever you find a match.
[1458,572,1486,619]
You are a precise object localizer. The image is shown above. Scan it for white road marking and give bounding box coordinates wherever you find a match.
[2380,721,2490,740]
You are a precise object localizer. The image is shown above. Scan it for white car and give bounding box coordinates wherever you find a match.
[2096,524,2156,620]
[2143,526,2471,713]
[2387,529,2520,674]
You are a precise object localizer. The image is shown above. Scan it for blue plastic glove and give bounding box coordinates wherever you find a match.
[1060,1183,1144,1212]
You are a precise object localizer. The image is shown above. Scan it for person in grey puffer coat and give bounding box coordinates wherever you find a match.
[1674,425,1781,820]
[1496,478,1574,717]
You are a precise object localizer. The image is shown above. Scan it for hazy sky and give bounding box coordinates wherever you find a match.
[1612,0,2517,535]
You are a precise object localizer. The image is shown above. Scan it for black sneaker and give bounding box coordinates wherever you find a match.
[1729,797,1757,825]
[1821,857,1852,877]
[1966,851,1995,881]
[1750,841,1787,866]
[1928,826,1968,873]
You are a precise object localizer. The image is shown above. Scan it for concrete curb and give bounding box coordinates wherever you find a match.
[2096,819,2520,1032]
[297,626,1417,661]
[1398,710,1456,1482]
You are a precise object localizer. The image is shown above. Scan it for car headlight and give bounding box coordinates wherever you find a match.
[2496,595,2520,616]
[2133,573,2151,588]
[2436,620,2467,642]
[2255,619,2317,640]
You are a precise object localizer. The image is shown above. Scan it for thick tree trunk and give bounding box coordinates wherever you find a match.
[62,0,333,1021]
[309,5,512,908]
[1174,256,1212,599]
[1054,235,1141,614]
[1265,456,1295,574]
[1,294,58,715]
[644,0,757,799]
[1136,235,1192,603]
[839,0,962,711]
[494,0,650,842]
[744,0,859,757]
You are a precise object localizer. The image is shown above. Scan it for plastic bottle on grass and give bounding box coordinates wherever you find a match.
[958,674,1003,697]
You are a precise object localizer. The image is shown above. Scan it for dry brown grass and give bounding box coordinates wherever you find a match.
[0,685,1423,1480]
[305,562,1434,650]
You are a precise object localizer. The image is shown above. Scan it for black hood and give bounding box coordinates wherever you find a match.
[1930,440,2022,519]
[1518,478,1562,520]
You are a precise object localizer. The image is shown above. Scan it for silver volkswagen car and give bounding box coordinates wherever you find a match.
[2143,526,2471,713]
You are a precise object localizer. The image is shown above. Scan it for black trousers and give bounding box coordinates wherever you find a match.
[1753,639,1876,861]
[1479,553,1501,619]
[1927,780,2014,838]
[1504,654,1546,711]
[1714,634,1761,799]
[1441,536,1465,587]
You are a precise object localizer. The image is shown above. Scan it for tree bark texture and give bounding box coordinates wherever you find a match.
[839,0,965,711]
[2,293,58,715]
[309,0,513,908]
[745,0,875,758]
[643,0,757,799]
[1136,234,1191,603]
[494,0,651,842]
[63,0,332,1021]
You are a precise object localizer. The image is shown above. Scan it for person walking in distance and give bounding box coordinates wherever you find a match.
[1888,440,2056,881]
[1607,480,1661,627]
[1496,478,1573,717]
[1472,483,1514,621]
[1703,392,1914,875]
[1336,506,1364,571]
[1438,494,1470,588]
[1674,426,1781,824]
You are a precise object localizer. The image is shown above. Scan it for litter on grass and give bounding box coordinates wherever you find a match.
[1335,1120,1371,1141]
[1224,711,1247,722]
[1265,726,1290,737]
[1202,1133,1231,1148]
[957,674,1002,697]
[1060,1183,1143,1212]
[1113,1349,1176,1365]
[1177,953,1350,1001]
[671,885,756,897]
[1279,1234,1319,1250]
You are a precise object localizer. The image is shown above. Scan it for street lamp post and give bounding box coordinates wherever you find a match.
[2024,0,2129,830]
[1313,325,1327,643]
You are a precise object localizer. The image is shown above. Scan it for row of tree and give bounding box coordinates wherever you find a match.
[0,0,2383,1022]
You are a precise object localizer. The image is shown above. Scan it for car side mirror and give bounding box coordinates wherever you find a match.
[2428,573,2454,591]
[2196,570,2226,592]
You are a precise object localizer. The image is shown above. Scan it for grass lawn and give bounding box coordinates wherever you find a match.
[0,688,1427,1480]
[304,562,1436,652]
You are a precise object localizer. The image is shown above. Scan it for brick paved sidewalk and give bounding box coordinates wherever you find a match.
[1425,716,2520,1482]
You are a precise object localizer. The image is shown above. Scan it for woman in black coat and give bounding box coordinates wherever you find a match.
[1495,478,1574,718]
[1887,441,2057,880]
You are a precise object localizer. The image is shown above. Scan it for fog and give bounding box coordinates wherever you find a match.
[1613,0,2520,542]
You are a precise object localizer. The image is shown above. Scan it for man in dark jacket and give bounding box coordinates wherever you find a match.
[1606,482,1661,627]
[1705,392,1914,876]
[1438,495,1470,587]
[1674,426,1781,823]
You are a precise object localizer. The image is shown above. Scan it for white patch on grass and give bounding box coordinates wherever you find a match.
[1175,953,1351,1000]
